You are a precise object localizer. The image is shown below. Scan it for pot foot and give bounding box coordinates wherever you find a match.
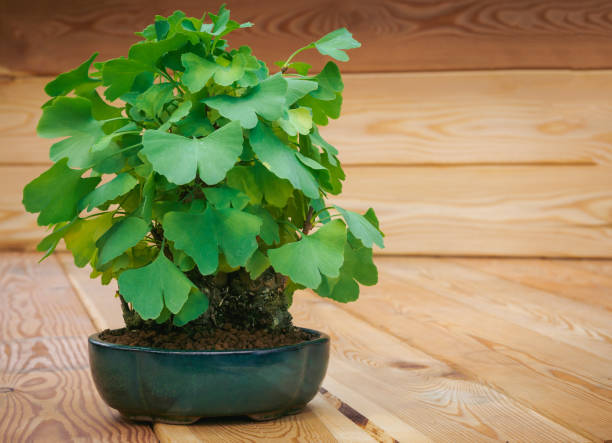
[121,413,200,425]
[247,405,306,421]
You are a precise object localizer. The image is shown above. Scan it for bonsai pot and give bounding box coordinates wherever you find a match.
[88,328,330,423]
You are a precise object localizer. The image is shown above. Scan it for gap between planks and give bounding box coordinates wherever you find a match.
[56,254,388,443]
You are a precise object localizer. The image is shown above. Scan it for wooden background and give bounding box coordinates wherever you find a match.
[1,0,611,257]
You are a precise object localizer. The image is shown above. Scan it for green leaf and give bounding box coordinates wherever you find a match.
[310,126,338,164]
[268,219,346,288]
[203,187,249,210]
[314,28,361,62]
[315,234,377,302]
[181,53,218,92]
[36,222,71,260]
[163,205,262,275]
[202,74,287,128]
[335,206,384,248]
[245,249,270,279]
[226,163,293,208]
[37,96,106,168]
[246,205,279,245]
[64,213,114,267]
[278,107,312,136]
[201,4,252,37]
[102,58,154,101]
[308,62,343,100]
[299,92,342,126]
[285,79,317,106]
[96,216,151,265]
[141,120,243,185]
[173,289,209,326]
[132,83,175,119]
[182,51,259,91]
[250,122,319,199]
[23,158,100,225]
[128,34,189,65]
[159,101,192,131]
[118,250,196,319]
[79,173,139,211]
[45,53,99,97]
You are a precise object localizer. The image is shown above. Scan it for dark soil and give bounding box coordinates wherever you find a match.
[98,323,317,351]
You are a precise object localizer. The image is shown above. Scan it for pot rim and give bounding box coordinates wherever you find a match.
[88,326,329,356]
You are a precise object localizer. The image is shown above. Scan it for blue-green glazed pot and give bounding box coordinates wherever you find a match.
[88,328,329,424]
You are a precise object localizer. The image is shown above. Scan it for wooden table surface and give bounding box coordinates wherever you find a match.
[1,252,610,442]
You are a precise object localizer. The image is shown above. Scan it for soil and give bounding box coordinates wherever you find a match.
[98,323,317,351]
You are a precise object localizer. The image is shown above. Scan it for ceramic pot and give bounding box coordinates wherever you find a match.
[88,328,329,423]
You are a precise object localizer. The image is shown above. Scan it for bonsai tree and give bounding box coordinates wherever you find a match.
[22,6,385,337]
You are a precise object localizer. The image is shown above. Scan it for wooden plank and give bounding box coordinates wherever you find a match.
[333,165,612,257]
[454,257,612,312]
[4,71,612,166]
[58,254,380,443]
[0,253,157,442]
[290,293,589,442]
[153,408,338,443]
[6,164,612,256]
[398,258,612,359]
[339,257,612,440]
[3,1,612,75]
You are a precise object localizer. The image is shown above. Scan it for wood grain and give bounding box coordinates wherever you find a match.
[333,165,612,257]
[398,258,612,359]
[154,408,338,443]
[0,253,157,442]
[5,164,612,257]
[290,293,589,442]
[3,1,612,75]
[5,71,612,166]
[339,257,612,440]
[453,257,612,312]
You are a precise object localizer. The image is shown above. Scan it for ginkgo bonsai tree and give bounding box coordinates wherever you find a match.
[23,6,384,339]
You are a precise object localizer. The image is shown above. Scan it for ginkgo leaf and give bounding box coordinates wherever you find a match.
[245,249,270,279]
[181,53,219,92]
[314,28,361,62]
[163,205,262,275]
[203,186,249,210]
[173,289,209,326]
[308,62,343,100]
[37,96,107,168]
[285,79,317,106]
[23,158,100,225]
[182,51,259,91]
[141,120,243,185]
[79,173,139,211]
[299,92,342,126]
[310,126,338,164]
[335,206,384,248]
[315,233,377,302]
[102,58,154,101]
[226,163,293,208]
[118,251,197,319]
[278,108,313,136]
[268,219,346,288]
[96,216,151,265]
[132,83,175,119]
[45,53,99,97]
[64,213,114,267]
[249,122,319,198]
[202,74,287,128]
